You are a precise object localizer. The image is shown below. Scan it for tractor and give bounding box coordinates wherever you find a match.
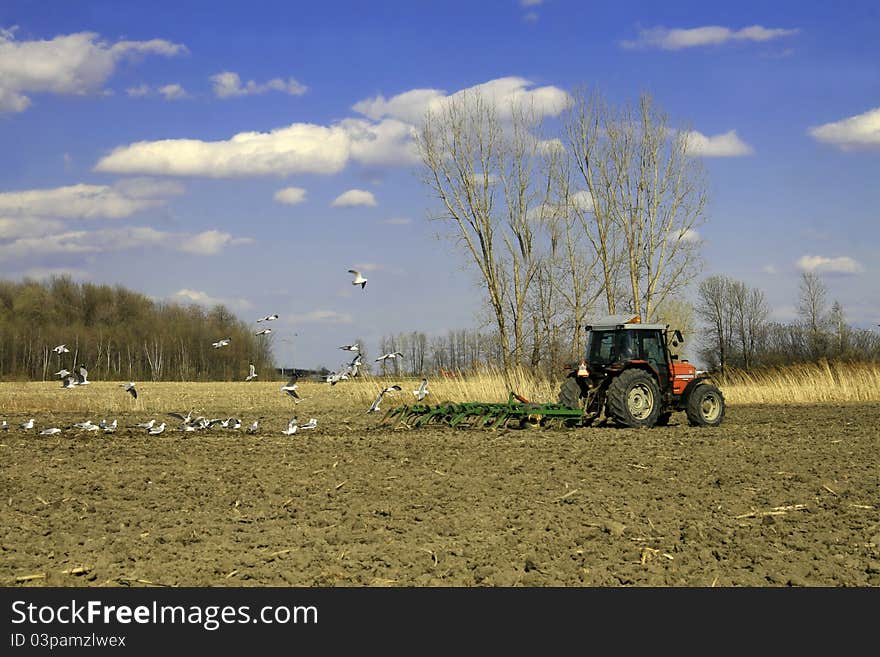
[558,314,725,428]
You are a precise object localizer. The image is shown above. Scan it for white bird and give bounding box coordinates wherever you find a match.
[375,351,404,363]
[346,353,363,378]
[413,378,430,401]
[55,368,71,378]
[256,314,279,323]
[281,374,300,400]
[136,419,156,429]
[168,410,194,425]
[1,420,8,431]
[52,344,70,354]
[348,269,368,289]
[326,371,344,385]
[19,418,35,430]
[227,417,242,430]
[281,417,299,435]
[40,427,62,436]
[245,363,258,381]
[121,382,137,399]
[100,419,118,432]
[83,423,100,432]
[148,422,166,435]
[61,375,78,389]
[255,328,273,336]
[75,364,90,385]
[299,418,318,431]
[338,343,360,352]
[73,420,95,429]
[179,424,198,433]
[367,385,402,413]
[246,420,259,434]
[212,337,231,349]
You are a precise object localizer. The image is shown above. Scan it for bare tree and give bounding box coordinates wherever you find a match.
[797,271,830,359]
[563,89,708,322]
[696,275,735,372]
[416,91,554,372]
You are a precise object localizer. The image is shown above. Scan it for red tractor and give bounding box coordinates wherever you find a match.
[558,315,725,428]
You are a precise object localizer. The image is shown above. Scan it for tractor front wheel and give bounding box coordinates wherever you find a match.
[685,383,726,427]
[606,369,661,428]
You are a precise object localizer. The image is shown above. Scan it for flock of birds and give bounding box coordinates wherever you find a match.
[11,269,432,437]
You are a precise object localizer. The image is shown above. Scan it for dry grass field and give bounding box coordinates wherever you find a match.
[1,367,878,587]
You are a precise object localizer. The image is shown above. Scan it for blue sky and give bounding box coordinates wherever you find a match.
[1,1,878,369]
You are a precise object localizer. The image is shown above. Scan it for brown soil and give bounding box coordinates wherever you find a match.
[1,404,878,587]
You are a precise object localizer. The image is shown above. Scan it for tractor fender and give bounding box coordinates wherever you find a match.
[679,376,711,408]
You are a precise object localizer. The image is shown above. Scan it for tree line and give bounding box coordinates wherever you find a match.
[0,276,273,381]
[696,272,880,372]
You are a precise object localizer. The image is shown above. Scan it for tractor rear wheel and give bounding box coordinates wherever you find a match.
[605,369,661,428]
[685,383,726,427]
[558,376,583,410]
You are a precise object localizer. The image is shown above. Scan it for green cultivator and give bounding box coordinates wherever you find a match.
[381,392,587,430]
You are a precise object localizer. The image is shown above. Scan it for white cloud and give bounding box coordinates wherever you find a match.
[0,28,187,112]
[178,230,254,255]
[159,84,187,100]
[274,187,307,205]
[520,0,545,5]
[332,189,377,207]
[0,226,252,260]
[0,180,182,219]
[340,117,421,166]
[126,83,151,98]
[210,71,307,98]
[288,309,353,325]
[684,130,754,157]
[677,228,701,243]
[0,217,64,238]
[762,264,777,275]
[94,123,350,177]
[352,76,570,124]
[570,190,594,213]
[621,25,799,50]
[808,107,880,150]
[172,288,253,311]
[382,217,411,225]
[796,254,864,275]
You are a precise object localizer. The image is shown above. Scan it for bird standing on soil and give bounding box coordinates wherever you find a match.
[212,337,231,349]
[61,375,78,389]
[413,378,430,402]
[1,420,8,431]
[348,269,367,289]
[75,364,90,385]
[246,420,259,434]
[245,363,258,381]
[136,419,155,429]
[121,382,137,399]
[19,418,34,430]
[148,422,166,435]
[281,417,298,435]
[39,427,62,436]
[299,418,318,431]
[367,385,402,413]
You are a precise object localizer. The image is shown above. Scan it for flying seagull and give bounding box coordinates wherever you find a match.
[255,328,273,336]
[339,343,360,352]
[52,344,70,354]
[348,269,367,289]
[55,368,71,378]
[61,375,78,389]
[212,337,231,349]
[256,314,279,323]
[375,352,404,362]
[367,385,402,413]
[39,427,62,436]
[121,382,138,399]
[413,378,430,402]
[348,353,363,378]
[75,364,90,385]
[245,363,258,381]
[168,410,194,425]
[281,374,300,400]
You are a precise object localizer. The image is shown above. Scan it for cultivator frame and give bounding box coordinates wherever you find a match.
[381,392,586,430]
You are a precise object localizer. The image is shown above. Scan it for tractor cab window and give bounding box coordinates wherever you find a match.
[587,330,637,365]
[640,331,665,368]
